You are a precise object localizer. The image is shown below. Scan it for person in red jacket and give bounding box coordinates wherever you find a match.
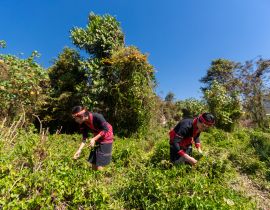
[72,106,114,171]
[169,112,215,166]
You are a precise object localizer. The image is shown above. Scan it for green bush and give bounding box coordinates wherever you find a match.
[0,53,48,122]
[1,127,263,209]
[204,81,242,132]
[149,139,170,167]
[250,131,270,162]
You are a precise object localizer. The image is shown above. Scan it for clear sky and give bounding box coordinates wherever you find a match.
[1,0,270,100]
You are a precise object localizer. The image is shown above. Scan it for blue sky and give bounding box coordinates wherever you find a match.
[1,0,270,100]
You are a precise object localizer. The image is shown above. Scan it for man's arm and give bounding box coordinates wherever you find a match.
[73,124,89,159]
[172,137,197,165]
[183,153,197,165]
[93,113,109,138]
[73,141,86,159]
[89,134,102,147]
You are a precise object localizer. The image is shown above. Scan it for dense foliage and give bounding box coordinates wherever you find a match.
[204,81,242,131]
[237,59,270,128]
[0,53,48,123]
[69,13,157,136]
[42,48,85,133]
[200,59,239,93]
[161,96,206,129]
[71,12,124,58]
[176,98,206,118]
[101,47,156,135]
[1,126,269,209]
[201,58,270,129]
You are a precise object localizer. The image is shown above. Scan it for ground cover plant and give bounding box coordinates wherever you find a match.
[1,126,269,209]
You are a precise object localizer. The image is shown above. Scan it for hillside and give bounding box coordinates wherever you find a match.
[1,126,270,209]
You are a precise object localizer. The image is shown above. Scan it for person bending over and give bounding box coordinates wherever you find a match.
[72,106,114,171]
[169,112,215,166]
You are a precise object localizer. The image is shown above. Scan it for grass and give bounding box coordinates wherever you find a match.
[1,126,269,209]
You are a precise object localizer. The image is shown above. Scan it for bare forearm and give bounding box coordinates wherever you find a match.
[183,154,197,165]
[89,134,102,147]
[92,134,102,142]
[73,142,86,159]
[78,142,86,151]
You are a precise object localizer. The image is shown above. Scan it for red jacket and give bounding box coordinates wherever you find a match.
[169,118,200,156]
[80,112,113,144]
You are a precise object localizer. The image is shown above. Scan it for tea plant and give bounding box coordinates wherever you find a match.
[1,126,268,209]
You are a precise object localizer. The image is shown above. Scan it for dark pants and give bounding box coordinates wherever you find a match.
[88,143,113,166]
[170,144,192,164]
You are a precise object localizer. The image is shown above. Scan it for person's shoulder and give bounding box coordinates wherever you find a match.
[181,118,193,124]
[92,112,103,117]
[92,112,106,121]
[176,118,193,129]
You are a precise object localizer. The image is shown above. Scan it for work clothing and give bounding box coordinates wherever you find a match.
[80,112,113,166]
[88,142,113,166]
[169,118,201,163]
[80,112,113,144]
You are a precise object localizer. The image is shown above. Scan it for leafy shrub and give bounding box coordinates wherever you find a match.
[205,128,234,149]
[149,139,170,167]
[0,53,48,123]
[232,128,250,142]
[0,127,261,209]
[100,47,157,136]
[250,131,270,162]
[204,81,242,132]
[176,98,207,118]
[228,152,264,175]
[41,48,85,133]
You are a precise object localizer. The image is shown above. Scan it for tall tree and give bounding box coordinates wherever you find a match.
[70,12,126,109]
[237,58,270,128]
[165,92,175,103]
[70,13,157,136]
[162,92,178,128]
[175,98,206,118]
[201,59,242,131]
[200,59,239,93]
[43,48,86,132]
[204,81,242,131]
[0,40,6,48]
[71,12,124,58]
[101,47,156,135]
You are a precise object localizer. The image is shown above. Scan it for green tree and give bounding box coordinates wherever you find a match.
[165,92,175,103]
[160,92,179,128]
[237,59,270,128]
[43,48,86,132]
[0,40,6,48]
[200,59,239,93]
[175,98,206,118]
[101,47,156,136]
[71,13,157,136]
[0,52,48,123]
[204,81,242,131]
[71,12,124,58]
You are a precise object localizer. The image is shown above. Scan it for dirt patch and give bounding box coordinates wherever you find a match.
[230,173,270,210]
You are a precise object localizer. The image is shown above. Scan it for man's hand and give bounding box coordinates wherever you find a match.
[73,150,81,159]
[197,147,203,154]
[89,138,96,147]
[183,154,197,165]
